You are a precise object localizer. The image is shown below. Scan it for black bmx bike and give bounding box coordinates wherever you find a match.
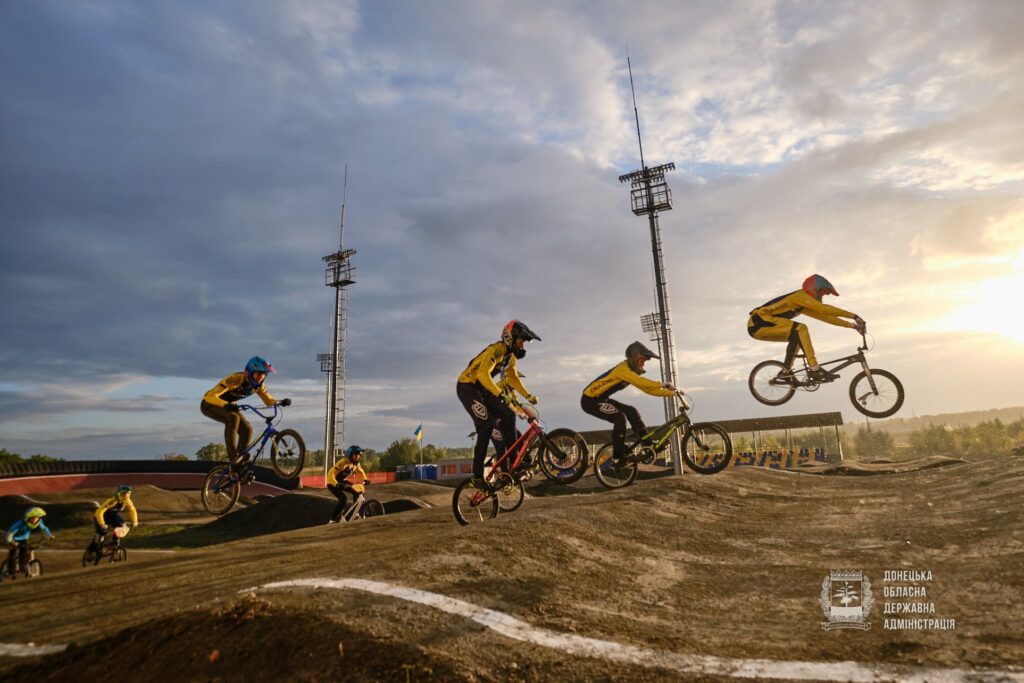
[748,331,904,418]
[201,403,306,515]
[594,392,733,489]
[82,524,131,566]
[1,538,50,581]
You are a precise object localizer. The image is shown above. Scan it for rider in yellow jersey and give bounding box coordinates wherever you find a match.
[325,445,371,524]
[88,484,138,552]
[747,274,866,379]
[457,320,540,489]
[581,342,676,465]
[201,356,291,467]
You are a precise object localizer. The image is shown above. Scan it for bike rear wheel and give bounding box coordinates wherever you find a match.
[682,423,733,474]
[452,478,498,526]
[849,368,904,418]
[271,428,306,479]
[82,546,100,567]
[202,465,241,515]
[593,444,639,489]
[494,472,526,513]
[361,499,385,518]
[749,360,796,406]
[537,428,589,485]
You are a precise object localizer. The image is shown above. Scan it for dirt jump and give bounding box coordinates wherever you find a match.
[0,455,1021,681]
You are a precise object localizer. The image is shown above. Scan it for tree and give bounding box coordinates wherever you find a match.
[158,453,189,461]
[0,448,23,464]
[852,426,895,459]
[909,424,956,456]
[380,438,419,469]
[195,443,229,461]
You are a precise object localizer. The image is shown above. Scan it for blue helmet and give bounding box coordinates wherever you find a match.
[245,356,275,374]
[116,484,132,499]
[345,445,365,458]
[802,274,838,300]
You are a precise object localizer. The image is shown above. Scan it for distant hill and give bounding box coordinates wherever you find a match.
[861,406,1024,443]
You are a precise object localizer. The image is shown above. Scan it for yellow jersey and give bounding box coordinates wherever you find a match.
[326,457,368,492]
[583,360,675,400]
[203,372,276,407]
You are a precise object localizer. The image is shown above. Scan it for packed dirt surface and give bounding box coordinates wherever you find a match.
[1,455,1022,681]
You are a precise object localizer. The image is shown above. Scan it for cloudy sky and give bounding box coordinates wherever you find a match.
[2,1,1022,459]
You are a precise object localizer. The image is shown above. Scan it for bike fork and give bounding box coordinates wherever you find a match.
[858,356,880,394]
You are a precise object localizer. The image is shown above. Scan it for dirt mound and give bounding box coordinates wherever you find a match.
[0,495,96,530]
[2,595,461,682]
[797,455,967,476]
[13,485,209,515]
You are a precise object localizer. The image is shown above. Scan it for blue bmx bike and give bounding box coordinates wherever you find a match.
[200,403,306,515]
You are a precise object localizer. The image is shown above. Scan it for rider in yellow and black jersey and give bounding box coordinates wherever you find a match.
[457,320,540,487]
[747,274,865,377]
[88,484,138,552]
[581,342,675,465]
[326,446,370,524]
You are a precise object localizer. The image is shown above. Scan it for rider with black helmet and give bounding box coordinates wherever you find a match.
[325,445,371,524]
[457,320,541,489]
[581,342,676,465]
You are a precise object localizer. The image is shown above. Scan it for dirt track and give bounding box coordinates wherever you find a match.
[1,456,1022,681]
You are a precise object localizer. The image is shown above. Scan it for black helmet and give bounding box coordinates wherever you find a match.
[501,320,541,359]
[625,341,659,373]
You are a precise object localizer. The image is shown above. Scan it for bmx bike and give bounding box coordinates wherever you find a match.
[748,331,904,418]
[82,525,131,566]
[342,490,385,521]
[452,395,588,525]
[594,392,733,488]
[1,538,50,581]
[201,403,306,515]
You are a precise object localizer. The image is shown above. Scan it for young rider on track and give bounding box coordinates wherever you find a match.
[747,275,866,379]
[88,484,137,552]
[201,356,291,470]
[326,445,371,524]
[581,342,676,466]
[457,320,541,490]
[5,507,54,576]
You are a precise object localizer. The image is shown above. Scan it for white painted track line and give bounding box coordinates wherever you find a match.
[256,578,1024,683]
[0,642,67,657]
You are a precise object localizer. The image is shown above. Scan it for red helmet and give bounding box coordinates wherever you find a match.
[802,274,838,300]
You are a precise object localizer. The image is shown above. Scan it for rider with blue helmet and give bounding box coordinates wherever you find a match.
[201,357,291,467]
[88,484,138,551]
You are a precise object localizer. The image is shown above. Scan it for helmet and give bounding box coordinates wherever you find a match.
[116,484,132,499]
[802,274,838,300]
[625,341,659,373]
[501,320,541,359]
[346,445,365,458]
[245,356,275,374]
[24,507,46,527]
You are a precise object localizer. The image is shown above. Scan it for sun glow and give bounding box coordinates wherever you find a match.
[932,249,1024,344]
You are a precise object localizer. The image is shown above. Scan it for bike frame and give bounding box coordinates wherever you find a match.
[484,419,543,484]
[635,396,692,454]
[238,404,284,460]
[783,333,880,391]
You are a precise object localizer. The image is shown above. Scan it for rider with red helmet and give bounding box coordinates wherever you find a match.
[747,275,865,378]
[457,321,541,489]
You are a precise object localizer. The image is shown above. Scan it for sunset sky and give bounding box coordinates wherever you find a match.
[2,1,1022,459]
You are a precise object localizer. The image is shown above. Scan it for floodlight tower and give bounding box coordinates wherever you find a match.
[319,168,357,478]
[618,56,683,474]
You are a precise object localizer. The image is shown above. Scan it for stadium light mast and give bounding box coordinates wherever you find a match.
[619,54,683,475]
[319,167,357,479]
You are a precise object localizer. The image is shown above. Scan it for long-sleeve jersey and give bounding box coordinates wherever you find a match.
[5,519,53,544]
[457,341,529,398]
[326,457,368,492]
[95,496,139,527]
[583,360,676,400]
[203,372,276,408]
[750,290,857,328]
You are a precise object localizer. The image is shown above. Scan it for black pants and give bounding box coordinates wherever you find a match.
[327,483,360,522]
[457,381,515,479]
[5,542,29,575]
[581,395,648,461]
[91,510,125,548]
[200,400,252,462]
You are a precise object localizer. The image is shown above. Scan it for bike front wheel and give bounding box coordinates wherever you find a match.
[361,499,385,518]
[26,559,42,578]
[537,428,589,485]
[749,360,796,406]
[682,423,733,474]
[593,444,639,489]
[201,465,241,515]
[112,547,127,563]
[271,428,306,479]
[452,478,498,526]
[849,368,904,418]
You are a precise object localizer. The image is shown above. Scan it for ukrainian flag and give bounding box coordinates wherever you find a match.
[414,423,423,442]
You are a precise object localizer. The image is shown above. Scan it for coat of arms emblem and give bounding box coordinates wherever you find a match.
[820,570,873,630]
